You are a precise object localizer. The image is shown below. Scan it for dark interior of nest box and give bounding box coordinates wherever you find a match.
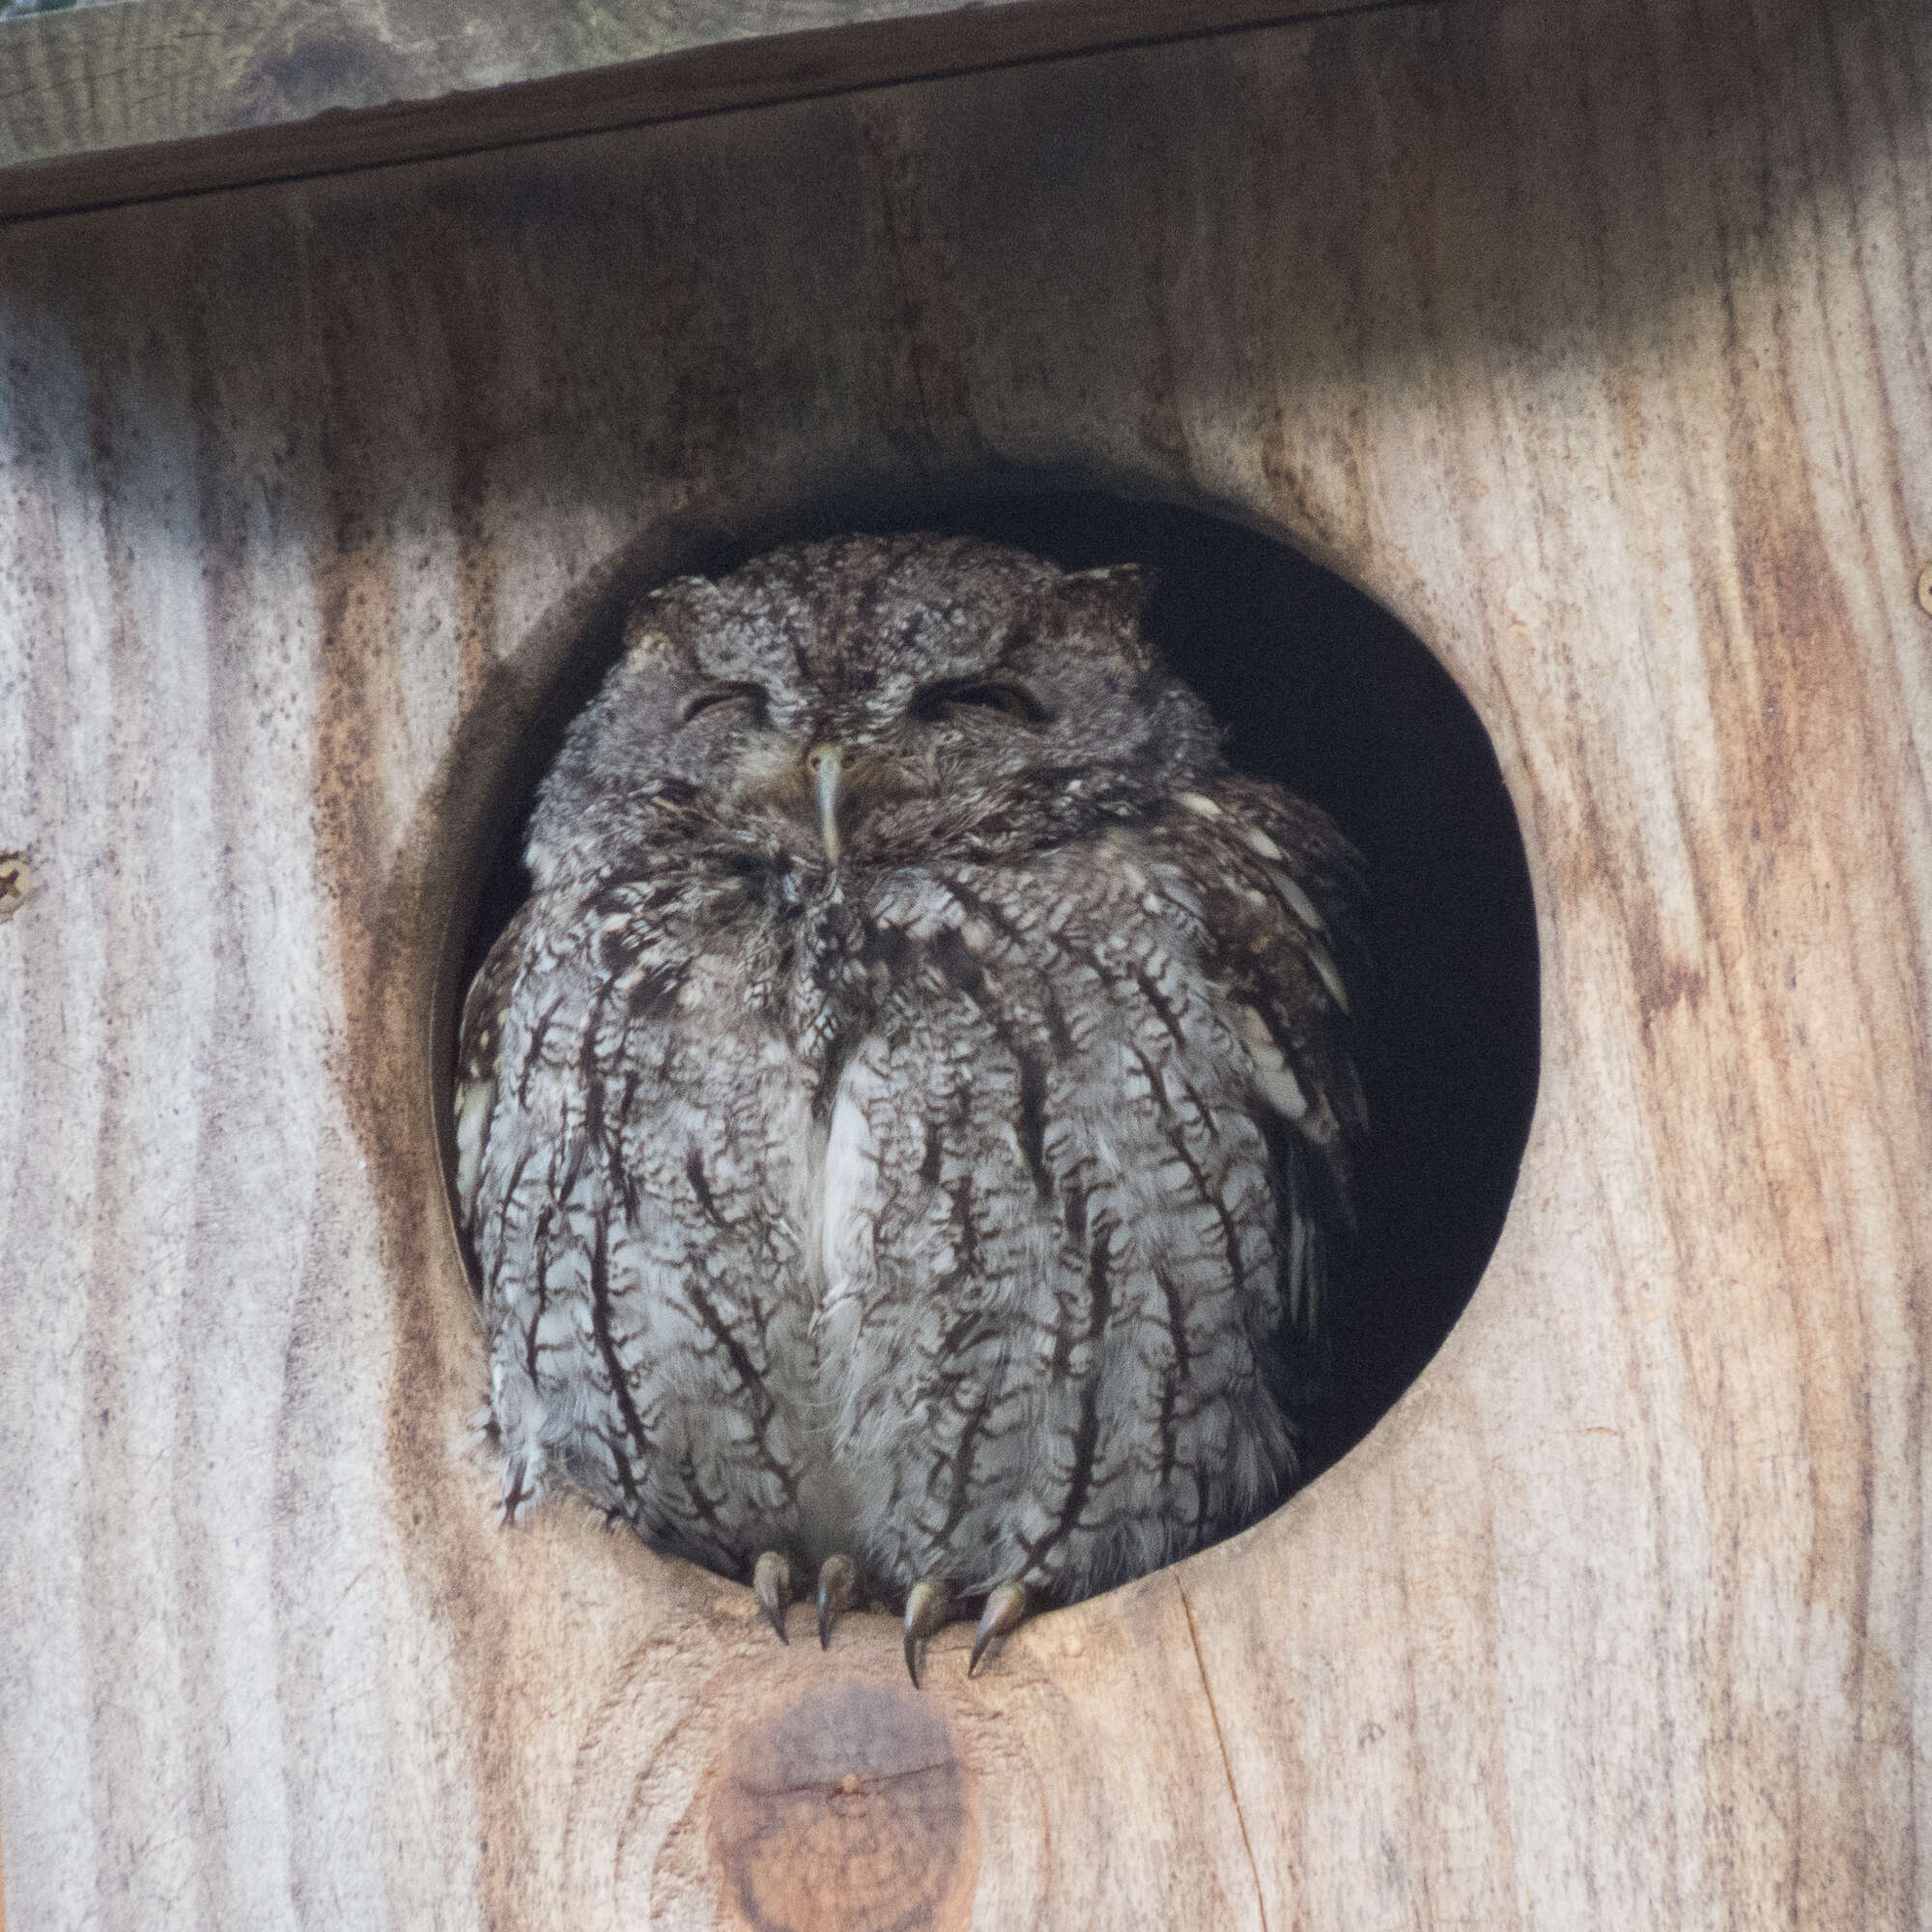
[457,490,1541,1490]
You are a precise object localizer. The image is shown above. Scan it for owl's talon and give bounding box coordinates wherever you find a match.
[969,1581,1031,1676]
[753,1550,792,1643]
[817,1553,858,1649]
[903,1577,952,1687]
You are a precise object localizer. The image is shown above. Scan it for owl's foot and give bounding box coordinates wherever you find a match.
[902,1577,952,1687]
[969,1581,1031,1676]
[816,1554,859,1649]
[754,1557,1029,1680]
[753,1550,792,1643]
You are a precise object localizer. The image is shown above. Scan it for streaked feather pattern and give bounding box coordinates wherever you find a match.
[457,533,1363,1605]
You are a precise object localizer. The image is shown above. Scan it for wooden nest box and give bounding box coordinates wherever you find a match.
[2,0,1927,1925]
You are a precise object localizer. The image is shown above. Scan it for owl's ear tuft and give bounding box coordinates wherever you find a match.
[1030,564,1159,673]
[623,576,726,662]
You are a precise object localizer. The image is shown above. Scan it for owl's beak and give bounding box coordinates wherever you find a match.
[808,744,843,865]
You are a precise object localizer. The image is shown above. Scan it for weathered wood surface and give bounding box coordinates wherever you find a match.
[2,0,1929,1924]
[0,0,1362,220]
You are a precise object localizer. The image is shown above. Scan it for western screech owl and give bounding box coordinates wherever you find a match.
[455,533,1364,1681]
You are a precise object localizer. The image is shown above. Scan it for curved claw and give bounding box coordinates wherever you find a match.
[969,1581,1031,1677]
[902,1577,952,1688]
[817,1554,858,1650]
[753,1551,792,1644]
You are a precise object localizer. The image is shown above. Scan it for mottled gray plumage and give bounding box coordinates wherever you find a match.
[455,533,1364,1669]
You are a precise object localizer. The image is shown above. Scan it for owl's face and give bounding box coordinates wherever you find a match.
[527,534,1224,887]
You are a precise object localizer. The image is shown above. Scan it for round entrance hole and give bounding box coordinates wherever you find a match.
[451,490,1538,1552]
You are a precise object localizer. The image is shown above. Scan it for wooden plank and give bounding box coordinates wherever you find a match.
[1,0,1927,1923]
[0,0,1373,220]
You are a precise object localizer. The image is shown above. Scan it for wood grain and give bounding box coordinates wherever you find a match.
[0,0,1369,220]
[1,0,1928,1923]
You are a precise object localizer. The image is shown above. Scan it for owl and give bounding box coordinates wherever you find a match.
[454,532,1364,1682]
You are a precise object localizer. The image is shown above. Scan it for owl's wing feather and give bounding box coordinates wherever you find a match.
[1155,776,1367,1207]
[461,871,829,1577]
[453,901,538,1236]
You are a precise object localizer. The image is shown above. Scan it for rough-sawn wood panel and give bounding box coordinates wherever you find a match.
[0,0,1365,219]
[0,0,1927,1924]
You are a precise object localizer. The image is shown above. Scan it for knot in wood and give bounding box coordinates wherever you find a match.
[0,853,34,921]
[708,1683,976,1932]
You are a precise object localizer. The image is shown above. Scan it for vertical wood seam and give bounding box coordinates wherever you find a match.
[1175,1574,1271,1932]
